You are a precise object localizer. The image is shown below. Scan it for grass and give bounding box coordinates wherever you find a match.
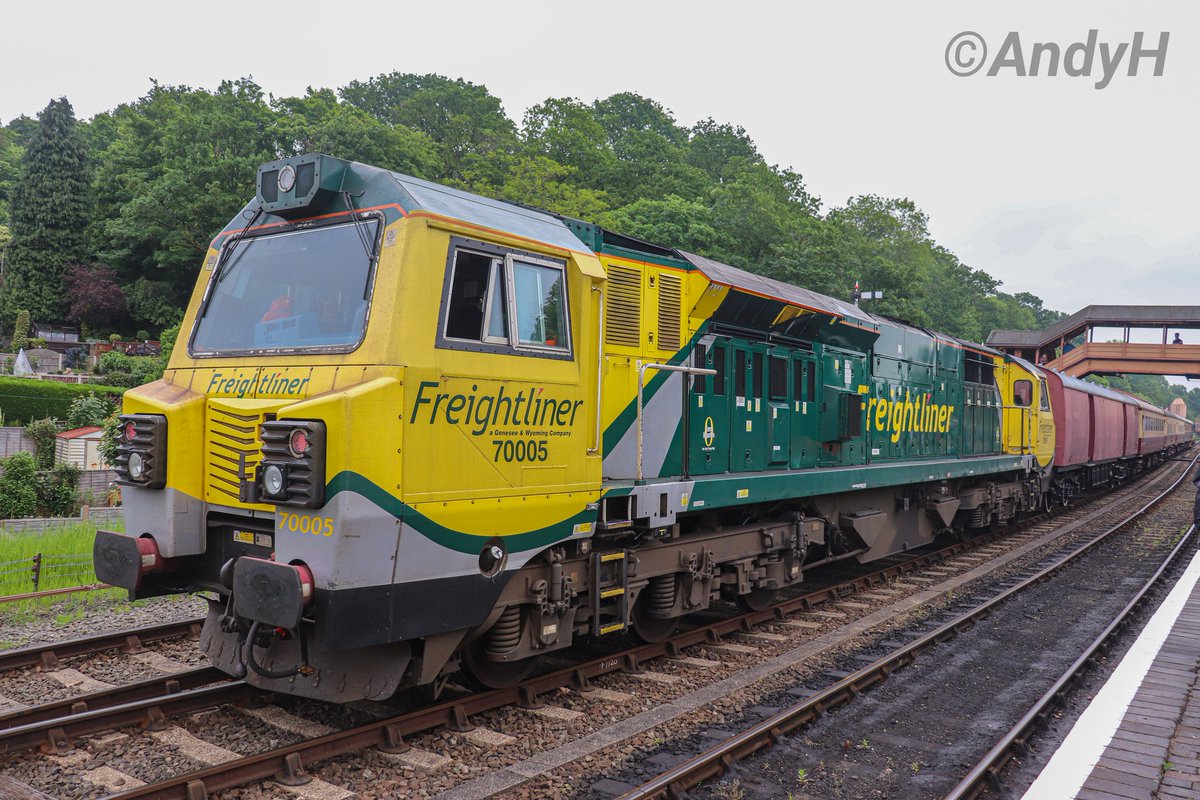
[0,518,128,621]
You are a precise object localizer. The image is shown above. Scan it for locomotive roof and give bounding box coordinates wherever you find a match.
[677,250,877,326]
[387,172,590,254]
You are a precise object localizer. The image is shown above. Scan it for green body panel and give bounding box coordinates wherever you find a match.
[684,453,1028,512]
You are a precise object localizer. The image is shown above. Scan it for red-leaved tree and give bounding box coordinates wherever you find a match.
[64,263,126,327]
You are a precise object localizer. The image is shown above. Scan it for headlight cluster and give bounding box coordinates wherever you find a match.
[114,414,167,489]
[255,419,326,508]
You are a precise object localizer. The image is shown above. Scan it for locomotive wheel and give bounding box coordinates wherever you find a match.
[459,637,535,690]
[630,596,679,644]
[735,588,778,613]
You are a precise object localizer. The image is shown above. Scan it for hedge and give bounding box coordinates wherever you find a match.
[0,378,127,425]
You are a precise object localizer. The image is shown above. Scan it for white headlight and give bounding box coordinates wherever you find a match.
[263,464,285,497]
[278,165,296,193]
[128,451,146,480]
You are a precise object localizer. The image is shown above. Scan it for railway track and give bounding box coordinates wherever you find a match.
[943,520,1200,799]
[0,618,203,674]
[0,453,1188,798]
[611,452,1199,800]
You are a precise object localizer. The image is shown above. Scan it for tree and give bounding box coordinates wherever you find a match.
[64,263,126,328]
[11,309,30,351]
[93,79,281,322]
[340,73,518,185]
[0,98,93,324]
[601,195,720,255]
[492,156,609,220]
[521,98,616,190]
[272,88,440,177]
[67,392,113,428]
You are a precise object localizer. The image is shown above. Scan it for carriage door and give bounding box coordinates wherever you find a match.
[790,352,819,469]
[766,351,791,466]
[688,340,729,475]
[731,342,765,472]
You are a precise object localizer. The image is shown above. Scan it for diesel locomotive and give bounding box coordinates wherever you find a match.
[93,154,1192,700]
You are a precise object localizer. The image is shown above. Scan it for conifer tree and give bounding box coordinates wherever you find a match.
[0,98,92,325]
[10,309,29,351]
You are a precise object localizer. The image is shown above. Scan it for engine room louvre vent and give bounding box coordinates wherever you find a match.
[605,264,642,347]
[657,273,682,351]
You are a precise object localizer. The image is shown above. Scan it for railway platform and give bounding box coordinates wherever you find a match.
[1023,541,1200,799]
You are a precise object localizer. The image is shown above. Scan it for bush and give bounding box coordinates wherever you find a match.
[97,350,163,388]
[0,452,39,518]
[67,393,113,428]
[0,452,83,519]
[63,346,88,370]
[24,417,59,470]
[136,329,150,342]
[0,377,125,425]
[39,463,82,516]
[99,412,121,468]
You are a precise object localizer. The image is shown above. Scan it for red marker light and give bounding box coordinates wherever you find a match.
[288,429,310,457]
[123,421,137,441]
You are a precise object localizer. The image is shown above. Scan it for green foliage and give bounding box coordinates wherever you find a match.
[92,79,280,316]
[0,452,39,518]
[158,322,180,362]
[24,417,59,469]
[340,73,516,184]
[97,349,163,388]
[0,99,92,325]
[10,309,30,351]
[0,72,1064,344]
[0,377,124,425]
[38,463,82,516]
[0,451,82,519]
[273,88,440,177]
[67,392,113,428]
[98,411,121,468]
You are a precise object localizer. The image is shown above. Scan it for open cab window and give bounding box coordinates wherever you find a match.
[440,238,571,359]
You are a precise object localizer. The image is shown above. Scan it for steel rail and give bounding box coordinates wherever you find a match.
[0,618,203,674]
[99,457,1191,800]
[0,666,227,731]
[614,451,1199,800]
[0,680,257,756]
[99,534,1020,799]
[942,520,1199,800]
[0,583,111,604]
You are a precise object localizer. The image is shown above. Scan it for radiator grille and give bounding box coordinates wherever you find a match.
[657,273,682,351]
[205,404,265,503]
[605,264,642,348]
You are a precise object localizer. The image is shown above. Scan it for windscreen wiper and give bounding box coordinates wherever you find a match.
[197,207,264,322]
[214,207,265,287]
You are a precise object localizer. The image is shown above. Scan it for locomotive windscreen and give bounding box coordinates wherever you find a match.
[190,219,379,355]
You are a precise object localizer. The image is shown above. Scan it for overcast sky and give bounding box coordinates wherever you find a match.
[3,1,1196,321]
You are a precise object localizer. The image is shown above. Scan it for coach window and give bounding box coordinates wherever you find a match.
[1013,379,1032,407]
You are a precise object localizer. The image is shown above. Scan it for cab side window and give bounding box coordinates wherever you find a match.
[1038,380,1050,411]
[440,237,570,359]
[445,251,507,343]
[1013,379,1032,407]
